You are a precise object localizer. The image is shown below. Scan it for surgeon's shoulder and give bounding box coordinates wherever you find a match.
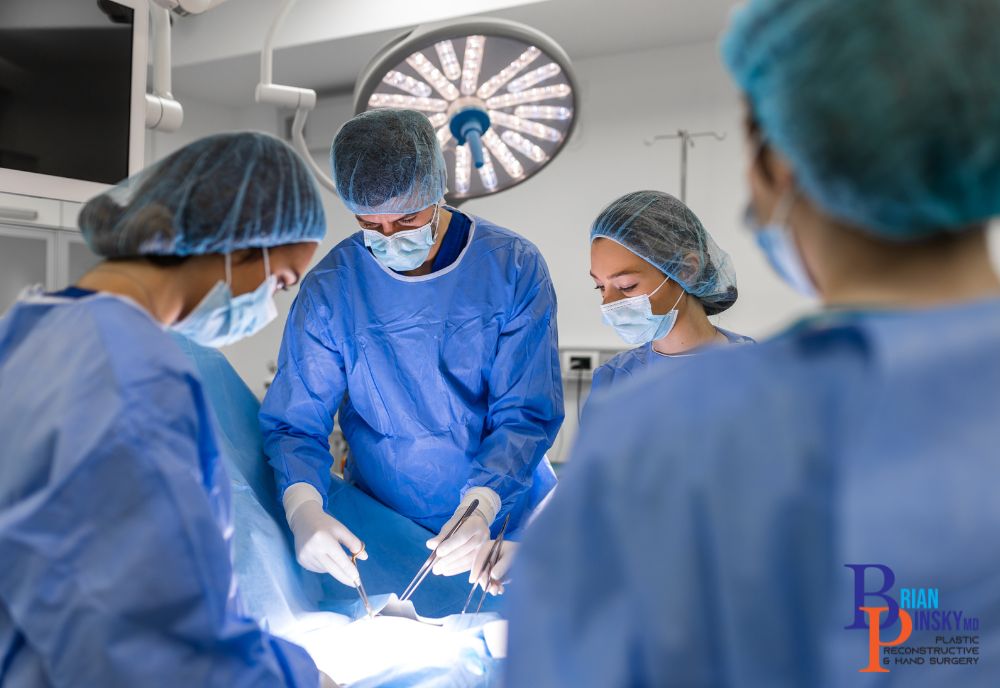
[578,315,874,486]
[470,216,546,264]
[82,295,203,396]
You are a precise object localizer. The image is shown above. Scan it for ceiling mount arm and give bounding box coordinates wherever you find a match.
[254,0,336,192]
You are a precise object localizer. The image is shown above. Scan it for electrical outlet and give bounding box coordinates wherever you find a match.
[561,350,600,379]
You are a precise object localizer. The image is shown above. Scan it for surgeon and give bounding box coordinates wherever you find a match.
[588,190,751,400]
[507,0,1000,685]
[0,132,338,686]
[260,108,563,589]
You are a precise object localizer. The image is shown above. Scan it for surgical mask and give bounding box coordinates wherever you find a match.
[171,248,278,348]
[601,277,684,346]
[745,192,818,299]
[363,205,439,271]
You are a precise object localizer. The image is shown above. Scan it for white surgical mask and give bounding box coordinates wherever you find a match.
[171,248,278,348]
[363,205,440,271]
[745,192,818,298]
[600,277,684,346]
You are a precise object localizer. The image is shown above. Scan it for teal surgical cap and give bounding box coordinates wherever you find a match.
[80,132,326,257]
[591,190,738,315]
[331,109,447,216]
[722,0,1000,240]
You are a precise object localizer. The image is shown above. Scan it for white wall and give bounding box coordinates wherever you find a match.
[152,38,1000,459]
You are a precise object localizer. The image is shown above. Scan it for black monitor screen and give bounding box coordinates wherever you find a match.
[0,2,133,185]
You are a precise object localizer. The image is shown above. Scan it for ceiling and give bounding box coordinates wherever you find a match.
[168,0,735,107]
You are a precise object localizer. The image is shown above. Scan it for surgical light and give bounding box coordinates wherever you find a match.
[354,17,578,203]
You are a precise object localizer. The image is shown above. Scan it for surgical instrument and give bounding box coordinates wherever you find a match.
[352,543,374,619]
[462,513,511,615]
[399,499,480,602]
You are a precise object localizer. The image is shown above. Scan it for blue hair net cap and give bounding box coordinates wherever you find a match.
[331,109,447,216]
[590,190,738,315]
[722,0,1000,240]
[79,132,326,257]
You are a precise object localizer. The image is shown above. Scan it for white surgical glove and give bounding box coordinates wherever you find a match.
[427,487,501,577]
[284,483,367,587]
[470,540,519,595]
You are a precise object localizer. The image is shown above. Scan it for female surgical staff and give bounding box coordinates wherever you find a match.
[260,109,563,589]
[507,1,1000,686]
[0,133,335,687]
[588,190,752,398]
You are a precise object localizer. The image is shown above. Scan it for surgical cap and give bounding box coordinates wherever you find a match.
[591,190,738,315]
[80,132,326,257]
[722,0,1000,240]
[331,109,447,216]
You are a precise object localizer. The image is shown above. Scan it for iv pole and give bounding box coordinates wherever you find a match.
[645,130,726,203]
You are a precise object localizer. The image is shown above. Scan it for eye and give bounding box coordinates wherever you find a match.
[593,284,604,292]
[619,284,639,292]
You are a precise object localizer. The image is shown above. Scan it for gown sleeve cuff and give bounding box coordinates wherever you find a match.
[282,482,325,526]
[460,486,502,526]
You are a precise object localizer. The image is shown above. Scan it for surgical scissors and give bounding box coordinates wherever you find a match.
[462,513,511,615]
[399,499,480,603]
[352,543,374,619]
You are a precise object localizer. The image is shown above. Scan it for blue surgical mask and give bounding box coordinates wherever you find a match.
[745,192,818,298]
[171,248,278,348]
[601,277,684,346]
[363,205,439,271]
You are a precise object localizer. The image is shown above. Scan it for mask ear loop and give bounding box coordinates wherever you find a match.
[224,252,233,287]
[262,246,272,280]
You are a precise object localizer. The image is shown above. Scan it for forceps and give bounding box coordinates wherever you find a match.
[461,513,511,615]
[399,499,480,602]
[352,543,374,619]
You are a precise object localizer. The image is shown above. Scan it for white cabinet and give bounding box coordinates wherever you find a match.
[0,192,102,315]
[0,223,101,316]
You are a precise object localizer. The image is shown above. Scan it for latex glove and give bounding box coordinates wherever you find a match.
[319,672,341,688]
[427,487,501,577]
[284,483,367,587]
[470,540,519,595]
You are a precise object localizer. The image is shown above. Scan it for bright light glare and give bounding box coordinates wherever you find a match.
[500,130,548,163]
[289,615,472,686]
[477,148,499,190]
[507,63,561,93]
[382,70,432,97]
[460,36,486,96]
[489,111,562,142]
[482,129,524,179]
[407,52,460,101]
[513,105,573,121]
[486,84,572,109]
[369,93,449,112]
[454,144,472,193]
[434,40,462,81]
[427,112,449,128]
[476,46,541,99]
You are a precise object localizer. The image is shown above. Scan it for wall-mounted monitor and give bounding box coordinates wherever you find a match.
[0,0,148,202]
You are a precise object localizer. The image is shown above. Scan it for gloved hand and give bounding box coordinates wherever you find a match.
[284,483,367,587]
[319,671,341,688]
[470,540,519,595]
[427,487,501,577]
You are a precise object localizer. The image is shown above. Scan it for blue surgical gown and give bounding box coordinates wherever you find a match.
[589,326,754,398]
[0,291,318,687]
[260,210,563,538]
[507,298,1000,687]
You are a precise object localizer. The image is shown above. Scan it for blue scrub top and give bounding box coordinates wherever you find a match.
[0,290,318,687]
[589,326,754,400]
[261,209,564,538]
[507,298,1000,687]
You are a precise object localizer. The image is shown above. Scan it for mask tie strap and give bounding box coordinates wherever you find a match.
[262,246,272,280]
[225,253,233,287]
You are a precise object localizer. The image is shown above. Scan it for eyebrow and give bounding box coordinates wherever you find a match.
[590,269,642,280]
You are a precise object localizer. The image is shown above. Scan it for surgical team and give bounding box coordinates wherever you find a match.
[2,0,1000,685]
